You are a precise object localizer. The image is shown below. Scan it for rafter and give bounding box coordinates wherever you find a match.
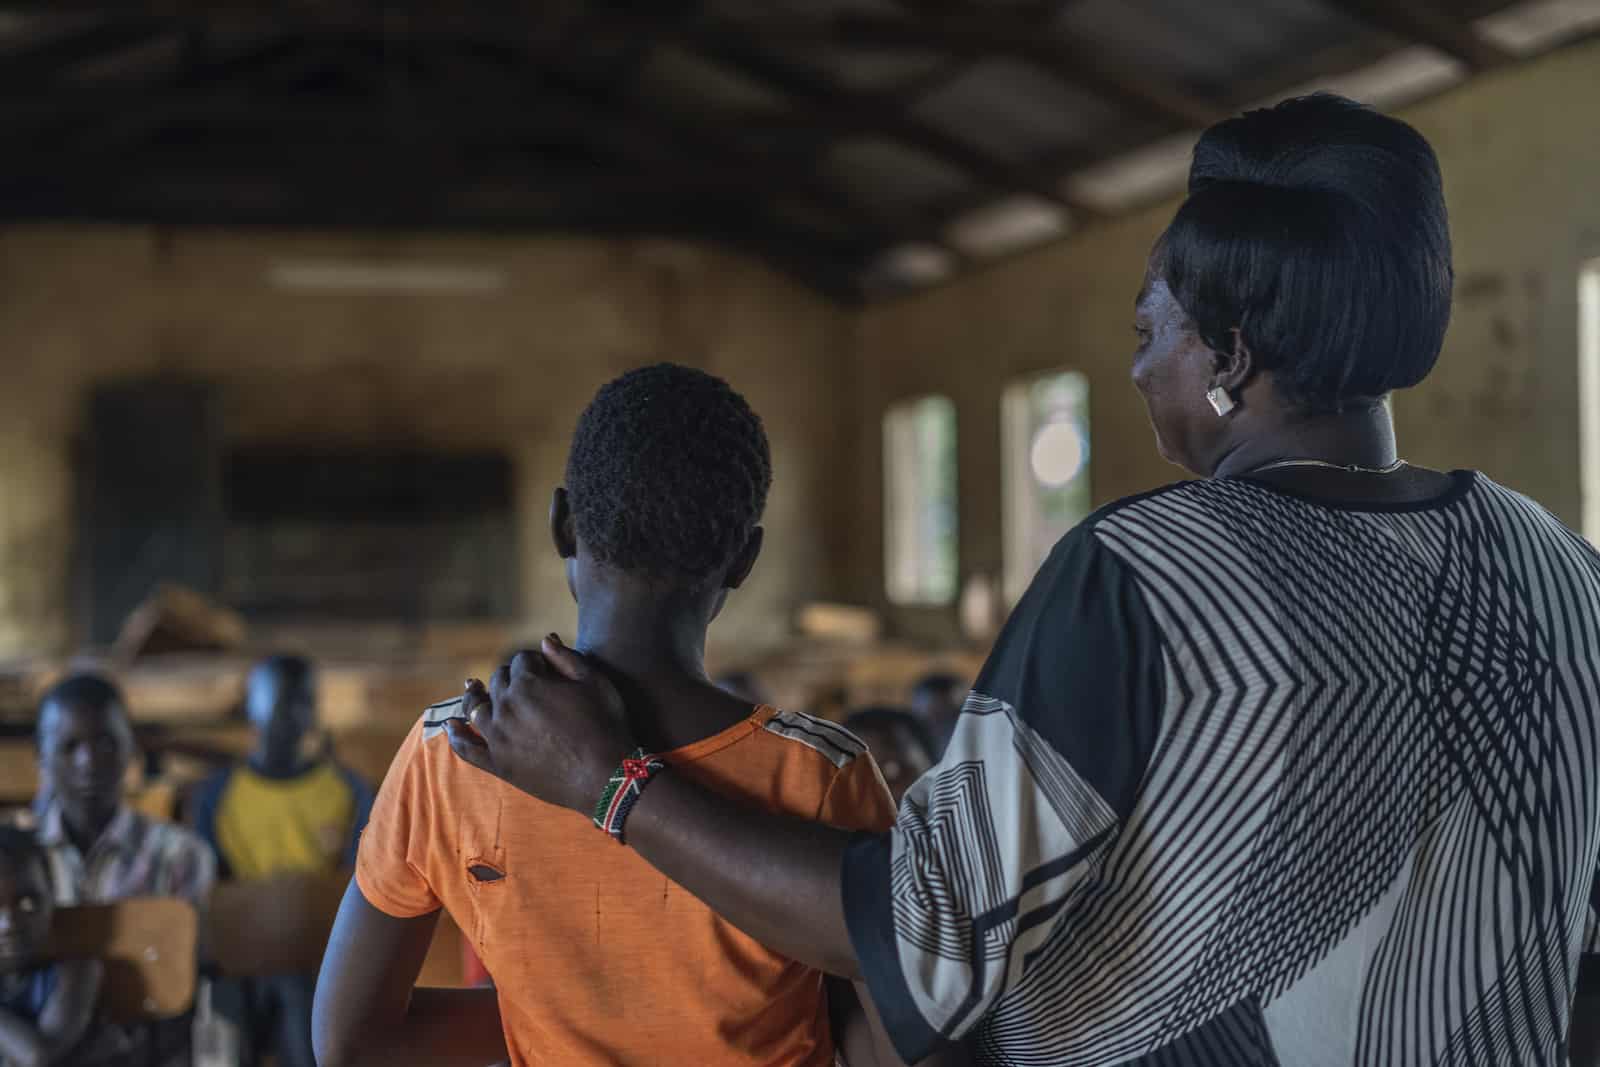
[695,12,1226,129]
[678,27,1092,220]
[0,90,593,142]
[0,162,870,302]
[914,7,1513,273]
[870,0,1094,110]
[0,1,1217,133]
[0,0,1543,300]
[0,15,171,86]
[435,41,930,261]
[3,149,855,212]
[1320,0,1511,71]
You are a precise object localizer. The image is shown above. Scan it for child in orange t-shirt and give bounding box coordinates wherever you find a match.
[312,365,896,1067]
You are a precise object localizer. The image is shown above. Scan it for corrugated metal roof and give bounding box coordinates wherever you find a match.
[1056,0,1373,94]
[913,59,1123,164]
[824,137,976,218]
[0,0,1589,301]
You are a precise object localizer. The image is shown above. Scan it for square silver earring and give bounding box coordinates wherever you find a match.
[1206,387,1236,417]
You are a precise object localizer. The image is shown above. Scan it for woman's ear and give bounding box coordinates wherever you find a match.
[1213,327,1256,395]
[550,488,577,560]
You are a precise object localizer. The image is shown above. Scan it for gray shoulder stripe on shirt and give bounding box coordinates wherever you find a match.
[764,711,865,769]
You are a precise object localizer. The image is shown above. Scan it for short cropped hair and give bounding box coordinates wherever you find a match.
[911,672,965,701]
[250,654,315,698]
[37,672,129,746]
[565,364,772,583]
[1159,93,1453,414]
[38,673,125,720]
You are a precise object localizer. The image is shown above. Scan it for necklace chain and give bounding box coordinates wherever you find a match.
[1246,457,1408,477]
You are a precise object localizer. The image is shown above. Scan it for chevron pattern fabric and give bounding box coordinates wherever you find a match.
[845,472,1600,1066]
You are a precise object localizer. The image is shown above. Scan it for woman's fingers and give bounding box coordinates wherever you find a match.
[539,634,590,682]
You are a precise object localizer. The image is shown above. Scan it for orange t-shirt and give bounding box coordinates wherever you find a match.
[356,700,896,1067]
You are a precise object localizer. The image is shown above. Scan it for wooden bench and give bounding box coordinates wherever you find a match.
[206,871,465,987]
[0,741,38,807]
[206,872,349,977]
[125,780,180,823]
[51,897,199,1022]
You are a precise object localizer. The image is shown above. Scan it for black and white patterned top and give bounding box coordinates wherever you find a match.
[844,472,1600,1066]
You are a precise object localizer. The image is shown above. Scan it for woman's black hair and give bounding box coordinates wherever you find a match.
[1159,92,1453,414]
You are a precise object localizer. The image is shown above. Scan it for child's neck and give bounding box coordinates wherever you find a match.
[574,583,710,679]
[574,593,749,753]
[60,799,118,856]
[249,746,315,779]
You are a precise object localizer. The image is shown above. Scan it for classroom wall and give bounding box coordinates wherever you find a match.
[850,37,1600,641]
[0,228,853,659]
[2,39,1595,661]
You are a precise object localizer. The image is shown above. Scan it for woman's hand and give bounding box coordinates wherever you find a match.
[445,634,867,991]
[443,638,635,815]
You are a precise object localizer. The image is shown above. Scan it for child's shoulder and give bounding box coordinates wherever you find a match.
[393,694,506,802]
[742,707,896,831]
[418,694,471,745]
[753,707,870,771]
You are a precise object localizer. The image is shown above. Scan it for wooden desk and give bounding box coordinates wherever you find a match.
[52,898,198,1022]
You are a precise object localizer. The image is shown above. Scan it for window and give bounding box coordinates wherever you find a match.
[1583,261,1600,546]
[1003,370,1091,603]
[884,395,958,605]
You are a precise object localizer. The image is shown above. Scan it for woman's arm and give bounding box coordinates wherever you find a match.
[631,771,861,976]
[445,657,860,977]
[450,527,1161,1065]
[312,879,508,1067]
[36,958,100,1063]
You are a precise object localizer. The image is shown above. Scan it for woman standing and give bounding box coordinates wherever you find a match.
[451,94,1600,1065]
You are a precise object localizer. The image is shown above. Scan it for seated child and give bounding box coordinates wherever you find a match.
[193,655,374,1067]
[0,826,100,1067]
[908,672,966,760]
[194,655,373,883]
[313,364,897,1067]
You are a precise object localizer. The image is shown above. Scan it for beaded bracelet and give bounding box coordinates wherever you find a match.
[592,748,667,844]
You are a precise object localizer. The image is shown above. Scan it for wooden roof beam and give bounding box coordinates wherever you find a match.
[434,39,953,267]
[680,27,1093,219]
[707,12,1226,129]
[1321,0,1511,71]
[0,16,172,86]
[0,162,872,301]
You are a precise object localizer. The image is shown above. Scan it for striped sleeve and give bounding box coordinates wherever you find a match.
[842,523,1165,1062]
[157,821,217,907]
